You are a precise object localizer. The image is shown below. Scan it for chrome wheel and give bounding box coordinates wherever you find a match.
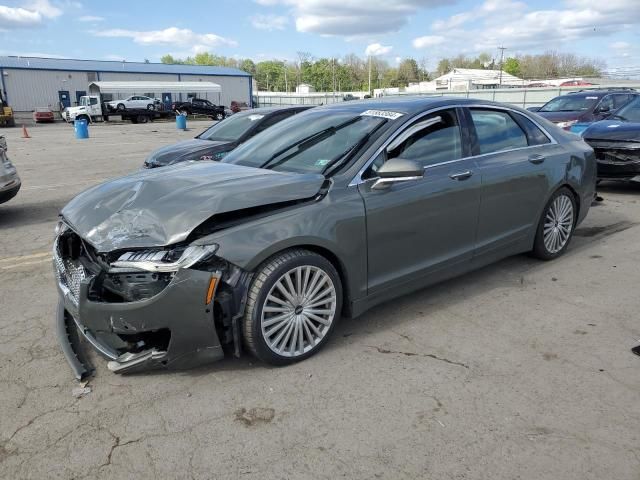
[543,194,574,254]
[261,265,337,357]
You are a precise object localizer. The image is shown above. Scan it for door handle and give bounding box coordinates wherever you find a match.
[528,154,546,164]
[449,170,473,181]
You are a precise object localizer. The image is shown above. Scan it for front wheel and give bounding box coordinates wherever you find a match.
[116,103,125,111]
[243,249,342,365]
[147,104,155,110]
[532,187,577,260]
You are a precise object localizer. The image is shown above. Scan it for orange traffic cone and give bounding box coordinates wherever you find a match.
[21,125,31,139]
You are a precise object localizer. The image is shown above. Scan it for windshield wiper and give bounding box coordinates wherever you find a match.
[260,117,362,170]
[322,122,387,176]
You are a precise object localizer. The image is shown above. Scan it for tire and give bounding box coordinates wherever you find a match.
[137,115,149,124]
[116,103,125,111]
[243,249,342,365]
[215,112,224,121]
[532,187,577,260]
[147,104,155,111]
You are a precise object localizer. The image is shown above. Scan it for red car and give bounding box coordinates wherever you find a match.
[33,108,55,123]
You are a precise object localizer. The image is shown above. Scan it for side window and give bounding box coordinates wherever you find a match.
[470,109,528,154]
[597,95,614,112]
[89,97,98,106]
[387,109,462,168]
[512,113,551,146]
[613,94,631,109]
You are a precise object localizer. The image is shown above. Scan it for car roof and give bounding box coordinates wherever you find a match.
[238,105,313,115]
[307,96,520,115]
[563,89,637,97]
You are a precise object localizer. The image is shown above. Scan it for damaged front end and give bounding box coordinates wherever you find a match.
[586,140,640,181]
[54,221,251,379]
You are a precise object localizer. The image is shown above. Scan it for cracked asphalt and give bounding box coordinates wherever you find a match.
[1,121,639,480]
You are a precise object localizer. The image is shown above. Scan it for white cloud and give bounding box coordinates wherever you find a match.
[610,41,630,50]
[255,0,451,36]
[413,35,445,49]
[365,43,392,56]
[251,14,288,31]
[413,0,640,57]
[0,0,61,29]
[78,15,104,22]
[94,27,238,49]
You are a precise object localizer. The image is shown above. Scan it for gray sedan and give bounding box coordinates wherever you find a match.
[54,97,596,378]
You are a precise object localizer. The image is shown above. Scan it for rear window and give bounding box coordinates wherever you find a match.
[470,109,528,154]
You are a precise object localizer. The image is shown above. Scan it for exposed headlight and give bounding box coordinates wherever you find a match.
[54,220,68,236]
[110,244,218,273]
[556,120,577,130]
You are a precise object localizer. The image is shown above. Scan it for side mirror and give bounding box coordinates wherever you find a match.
[372,158,423,190]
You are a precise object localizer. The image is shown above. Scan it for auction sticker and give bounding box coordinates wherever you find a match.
[360,109,404,120]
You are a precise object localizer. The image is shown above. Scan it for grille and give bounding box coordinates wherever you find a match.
[593,148,640,164]
[53,238,87,305]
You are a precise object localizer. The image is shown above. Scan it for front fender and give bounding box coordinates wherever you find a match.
[197,187,368,303]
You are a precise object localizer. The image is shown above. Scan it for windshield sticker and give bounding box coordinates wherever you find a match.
[360,109,404,120]
[585,96,598,99]
[248,114,265,121]
[315,159,330,167]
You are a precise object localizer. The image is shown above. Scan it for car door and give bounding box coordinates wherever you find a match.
[358,108,481,294]
[466,107,559,258]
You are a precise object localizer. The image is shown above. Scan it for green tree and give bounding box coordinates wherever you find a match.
[160,54,178,64]
[503,57,521,76]
[397,58,420,85]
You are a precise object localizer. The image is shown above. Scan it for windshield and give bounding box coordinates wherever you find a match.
[222,110,388,174]
[612,97,640,122]
[198,112,265,142]
[539,95,599,112]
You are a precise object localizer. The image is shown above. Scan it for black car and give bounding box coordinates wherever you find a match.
[534,88,637,130]
[143,106,312,168]
[582,96,640,182]
[172,98,226,120]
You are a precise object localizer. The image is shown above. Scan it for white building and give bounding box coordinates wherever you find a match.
[407,68,525,92]
[295,83,315,94]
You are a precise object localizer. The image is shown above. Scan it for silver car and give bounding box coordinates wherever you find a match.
[0,135,20,204]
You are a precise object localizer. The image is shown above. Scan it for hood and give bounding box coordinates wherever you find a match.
[536,111,586,123]
[61,161,325,252]
[145,139,232,167]
[583,120,640,142]
[65,105,88,114]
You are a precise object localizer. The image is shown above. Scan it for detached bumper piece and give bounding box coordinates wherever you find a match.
[56,300,94,381]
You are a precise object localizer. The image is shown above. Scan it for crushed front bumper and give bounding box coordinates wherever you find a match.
[55,264,224,379]
[588,141,640,180]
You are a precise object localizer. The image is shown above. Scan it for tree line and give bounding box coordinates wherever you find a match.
[161,49,605,92]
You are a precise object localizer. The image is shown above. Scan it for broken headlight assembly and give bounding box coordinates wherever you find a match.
[110,244,219,273]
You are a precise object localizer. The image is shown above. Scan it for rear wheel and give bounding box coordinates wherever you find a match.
[137,115,149,124]
[532,187,577,260]
[147,104,155,110]
[243,249,342,365]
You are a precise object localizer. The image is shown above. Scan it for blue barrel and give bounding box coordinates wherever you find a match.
[74,119,89,139]
[176,114,187,130]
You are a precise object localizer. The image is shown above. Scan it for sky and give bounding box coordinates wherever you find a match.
[0,0,639,72]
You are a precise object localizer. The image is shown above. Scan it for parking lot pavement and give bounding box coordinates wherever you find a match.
[0,121,638,480]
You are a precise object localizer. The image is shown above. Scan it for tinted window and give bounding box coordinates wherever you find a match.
[389,109,461,167]
[253,112,295,134]
[513,113,550,146]
[471,109,528,154]
[613,94,632,109]
[612,96,640,122]
[598,95,614,112]
[198,112,267,142]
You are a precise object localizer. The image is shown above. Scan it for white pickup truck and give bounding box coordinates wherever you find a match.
[64,95,173,124]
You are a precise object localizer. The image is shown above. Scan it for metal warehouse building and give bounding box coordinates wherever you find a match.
[0,56,252,112]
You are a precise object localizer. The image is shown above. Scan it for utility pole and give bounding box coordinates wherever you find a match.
[368,55,372,95]
[283,62,288,93]
[498,46,507,86]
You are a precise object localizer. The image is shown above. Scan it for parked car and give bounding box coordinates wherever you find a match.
[0,135,21,204]
[107,96,157,111]
[143,106,312,168]
[33,107,55,123]
[581,96,640,182]
[535,88,638,130]
[230,100,249,113]
[172,98,225,120]
[54,97,596,378]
